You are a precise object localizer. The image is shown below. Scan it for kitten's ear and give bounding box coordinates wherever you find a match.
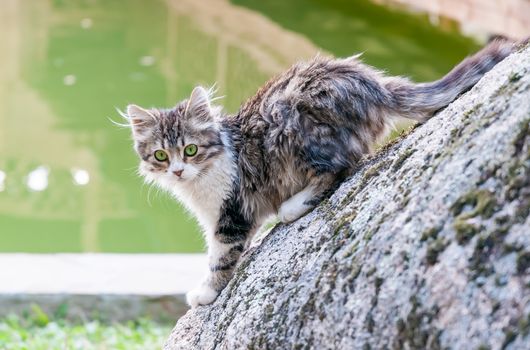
[127,104,156,139]
[185,86,212,122]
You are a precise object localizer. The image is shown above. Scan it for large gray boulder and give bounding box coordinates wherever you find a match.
[165,46,530,350]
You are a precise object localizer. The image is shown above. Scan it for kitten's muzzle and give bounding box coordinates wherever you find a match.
[173,170,183,177]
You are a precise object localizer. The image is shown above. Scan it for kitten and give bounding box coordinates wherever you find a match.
[126,39,518,308]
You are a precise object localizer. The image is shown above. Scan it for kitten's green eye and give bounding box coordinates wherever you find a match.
[184,144,198,157]
[154,150,168,161]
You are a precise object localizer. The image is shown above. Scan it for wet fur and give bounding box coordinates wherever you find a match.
[127,39,518,307]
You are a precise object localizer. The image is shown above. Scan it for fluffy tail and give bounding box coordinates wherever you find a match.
[387,38,524,121]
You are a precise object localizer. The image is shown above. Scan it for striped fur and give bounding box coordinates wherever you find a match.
[127,39,520,308]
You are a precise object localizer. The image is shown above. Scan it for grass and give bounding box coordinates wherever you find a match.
[0,305,172,350]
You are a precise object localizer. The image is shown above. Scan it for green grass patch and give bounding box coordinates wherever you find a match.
[0,305,171,350]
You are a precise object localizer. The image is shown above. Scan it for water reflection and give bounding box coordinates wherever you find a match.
[63,75,77,86]
[71,168,90,186]
[80,18,93,30]
[0,0,489,252]
[0,171,5,192]
[26,166,50,192]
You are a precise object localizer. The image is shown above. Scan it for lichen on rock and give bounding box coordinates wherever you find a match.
[165,46,530,350]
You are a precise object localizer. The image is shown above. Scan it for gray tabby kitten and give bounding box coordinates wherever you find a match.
[127,39,517,308]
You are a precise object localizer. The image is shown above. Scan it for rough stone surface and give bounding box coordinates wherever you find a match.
[165,46,530,350]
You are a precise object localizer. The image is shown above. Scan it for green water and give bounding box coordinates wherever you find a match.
[0,0,478,253]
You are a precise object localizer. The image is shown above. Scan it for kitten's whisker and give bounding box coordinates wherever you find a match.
[116,106,158,124]
[124,165,138,173]
[156,187,166,204]
[108,116,131,128]
[146,183,154,207]
[209,95,225,103]
[207,83,219,97]
[115,107,130,121]
[351,52,364,60]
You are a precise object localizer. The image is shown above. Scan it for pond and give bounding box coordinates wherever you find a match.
[0,0,481,253]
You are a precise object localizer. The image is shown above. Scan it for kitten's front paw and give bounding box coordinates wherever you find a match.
[278,201,306,223]
[278,209,299,224]
[186,285,219,308]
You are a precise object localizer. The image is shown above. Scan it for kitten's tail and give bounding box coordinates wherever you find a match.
[386,38,526,121]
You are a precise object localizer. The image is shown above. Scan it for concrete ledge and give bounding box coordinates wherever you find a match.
[0,253,207,321]
[1,294,188,322]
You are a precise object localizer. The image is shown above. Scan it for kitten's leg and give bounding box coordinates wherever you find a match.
[187,197,253,308]
[278,173,337,223]
[186,237,246,308]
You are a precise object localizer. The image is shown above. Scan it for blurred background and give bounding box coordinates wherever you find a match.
[1,0,529,348]
[2,0,527,255]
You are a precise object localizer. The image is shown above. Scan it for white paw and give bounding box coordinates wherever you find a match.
[278,201,306,223]
[278,186,315,223]
[186,285,219,308]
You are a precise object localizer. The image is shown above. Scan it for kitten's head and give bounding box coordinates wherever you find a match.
[127,86,224,187]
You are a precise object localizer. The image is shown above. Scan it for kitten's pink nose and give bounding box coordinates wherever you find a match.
[173,170,183,177]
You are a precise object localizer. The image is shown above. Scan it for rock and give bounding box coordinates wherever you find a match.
[165,46,530,350]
